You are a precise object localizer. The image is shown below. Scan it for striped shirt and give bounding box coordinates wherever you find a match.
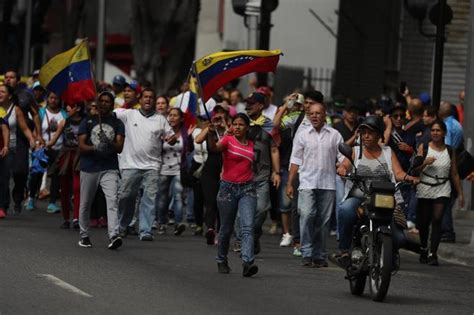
[290,124,344,190]
[220,135,254,183]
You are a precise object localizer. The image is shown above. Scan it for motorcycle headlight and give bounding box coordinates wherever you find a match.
[374,194,394,209]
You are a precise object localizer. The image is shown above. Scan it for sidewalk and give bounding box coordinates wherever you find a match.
[406,209,474,267]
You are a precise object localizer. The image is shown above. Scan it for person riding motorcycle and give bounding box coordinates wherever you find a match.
[334,115,419,269]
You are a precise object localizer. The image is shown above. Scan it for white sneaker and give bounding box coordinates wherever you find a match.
[279,233,293,247]
[293,246,302,257]
[407,221,415,230]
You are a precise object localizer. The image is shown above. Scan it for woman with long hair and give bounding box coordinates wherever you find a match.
[0,83,36,217]
[45,102,85,228]
[156,107,188,235]
[416,120,463,266]
[207,113,258,277]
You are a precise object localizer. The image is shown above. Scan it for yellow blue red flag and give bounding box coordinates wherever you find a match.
[193,49,282,102]
[39,40,96,105]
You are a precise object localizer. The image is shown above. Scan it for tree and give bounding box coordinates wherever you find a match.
[131,0,200,94]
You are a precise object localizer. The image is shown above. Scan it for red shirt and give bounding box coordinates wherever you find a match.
[220,135,254,183]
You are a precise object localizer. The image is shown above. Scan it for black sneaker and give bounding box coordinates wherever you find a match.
[78,237,92,248]
[242,262,258,277]
[60,221,70,229]
[140,234,154,241]
[301,257,312,267]
[174,223,186,236]
[72,220,79,230]
[108,236,123,250]
[127,226,139,236]
[428,254,439,266]
[419,248,428,264]
[13,204,22,215]
[217,260,231,274]
[205,228,215,245]
[312,259,329,268]
[119,229,128,238]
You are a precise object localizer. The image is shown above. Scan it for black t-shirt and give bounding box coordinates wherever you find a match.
[78,114,125,172]
[279,128,293,168]
[248,123,274,182]
[333,121,357,142]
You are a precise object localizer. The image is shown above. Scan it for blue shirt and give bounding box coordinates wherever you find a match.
[444,116,463,149]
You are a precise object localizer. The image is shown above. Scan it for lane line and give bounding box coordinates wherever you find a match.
[38,274,93,298]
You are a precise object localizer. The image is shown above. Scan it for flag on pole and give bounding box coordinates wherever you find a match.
[39,40,96,105]
[193,49,282,102]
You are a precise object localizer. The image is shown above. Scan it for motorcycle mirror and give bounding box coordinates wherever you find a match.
[412,155,424,168]
[338,143,354,165]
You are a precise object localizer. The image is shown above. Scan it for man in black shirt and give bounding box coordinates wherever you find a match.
[333,104,359,145]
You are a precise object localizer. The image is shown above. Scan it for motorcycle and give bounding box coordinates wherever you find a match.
[336,143,423,302]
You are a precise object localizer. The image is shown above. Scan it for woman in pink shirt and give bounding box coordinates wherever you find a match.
[207,113,258,277]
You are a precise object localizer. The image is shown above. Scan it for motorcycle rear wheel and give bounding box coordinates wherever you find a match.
[369,233,392,302]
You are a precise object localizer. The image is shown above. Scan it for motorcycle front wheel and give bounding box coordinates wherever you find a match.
[369,233,392,302]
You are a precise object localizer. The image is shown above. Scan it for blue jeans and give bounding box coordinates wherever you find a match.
[338,197,363,251]
[298,189,335,260]
[216,181,257,264]
[278,169,295,213]
[156,174,183,225]
[334,175,346,236]
[118,169,159,237]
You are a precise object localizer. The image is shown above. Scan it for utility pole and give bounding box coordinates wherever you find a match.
[431,0,447,109]
[462,0,474,211]
[22,0,33,75]
[96,0,106,81]
[257,1,271,87]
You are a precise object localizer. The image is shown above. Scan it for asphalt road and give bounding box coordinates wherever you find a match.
[1,206,474,315]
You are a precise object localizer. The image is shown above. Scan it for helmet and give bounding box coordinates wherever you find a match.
[359,115,385,135]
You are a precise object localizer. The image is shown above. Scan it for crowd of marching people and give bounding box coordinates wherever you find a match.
[0,68,469,276]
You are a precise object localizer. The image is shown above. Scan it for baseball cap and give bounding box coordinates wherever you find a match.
[419,92,431,106]
[126,80,142,93]
[214,102,237,117]
[32,81,45,91]
[256,86,271,96]
[244,92,265,104]
[112,75,126,86]
[293,93,304,105]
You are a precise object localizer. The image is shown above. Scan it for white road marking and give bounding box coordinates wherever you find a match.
[38,274,93,298]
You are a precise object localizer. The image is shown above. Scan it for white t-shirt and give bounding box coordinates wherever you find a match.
[192,128,207,164]
[42,109,65,151]
[263,104,278,120]
[115,108,171,170]
[161,134,184,176]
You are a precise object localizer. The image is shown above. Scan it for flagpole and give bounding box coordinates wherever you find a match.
[177,69,192,111]
[192,62,211,121]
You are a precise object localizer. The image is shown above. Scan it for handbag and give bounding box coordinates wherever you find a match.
[455,148,474,179]
[393,205,408,230]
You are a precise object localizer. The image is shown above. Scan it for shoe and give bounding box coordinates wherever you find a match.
[140,234,154,241]
[419,248,428,264]
[242,262,258,277]
[217,260,231,274]
[293,246,302,257]
[312,259,329,268]
[13,204,22,215]
[279,233,293,247]
[330,230,337,236]
[428,254,439,266]
[38,188,50,200]
[233,241,242,252]
[168,218,175,226]
[72,219,79,230]
[152,221,158,230]
[0,208,6,219]
[269,222,278,235]
[174,223,186,236]
[189,222,197,229]
[119,230,128,238]
[193,225,203,236]
[60,221,70,229]
[25,198,35,211]
[407,220,416,230]
[330,252,351,270]
[205,228,216,245]
[98,216,107,228]
[157,225,166,235]
[127,226,138,236]
[254,238,261,255]
[440,235,456,243]
[90,218,99,228]
[108,235,123,250]
[301,257,312,267]
[47,203,61,214]
[78,237,92,248]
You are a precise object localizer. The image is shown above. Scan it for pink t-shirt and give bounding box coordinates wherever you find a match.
[220,134,254,183]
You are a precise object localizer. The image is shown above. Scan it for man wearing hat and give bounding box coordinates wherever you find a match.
[122,80,141,109]
[32,81,46,108]
[112,75,126,108]
[256,86,277,120]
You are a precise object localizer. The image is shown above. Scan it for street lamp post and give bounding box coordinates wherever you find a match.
[96,0,106,81]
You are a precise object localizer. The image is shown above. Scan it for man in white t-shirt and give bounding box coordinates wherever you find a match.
[115,87,173,241]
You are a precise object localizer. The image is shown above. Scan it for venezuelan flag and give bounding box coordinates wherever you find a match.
[193,49,282,102]
[39,40,96,105]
